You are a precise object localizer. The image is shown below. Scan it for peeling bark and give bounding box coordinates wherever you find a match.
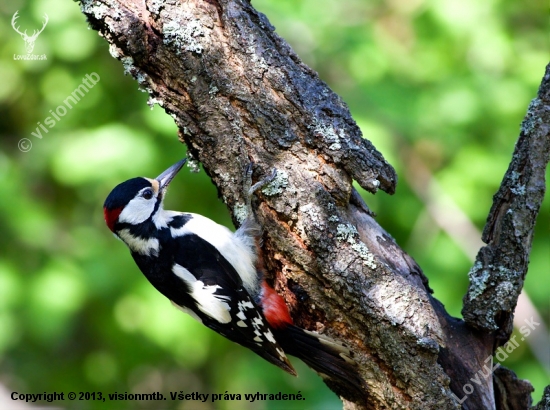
[79,0,549,408]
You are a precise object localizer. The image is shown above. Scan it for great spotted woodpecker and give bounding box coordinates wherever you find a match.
[103,159,365,398]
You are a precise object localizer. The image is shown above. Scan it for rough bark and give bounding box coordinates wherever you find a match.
[462,79,550,343]
[79,0,549,408]
[531,386,550,410]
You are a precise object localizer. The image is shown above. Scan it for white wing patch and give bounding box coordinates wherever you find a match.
[172,264,231,324]
[169,214,259,296]
[118,229,160,256]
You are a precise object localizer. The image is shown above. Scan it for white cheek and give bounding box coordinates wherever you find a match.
[118,197,156,225]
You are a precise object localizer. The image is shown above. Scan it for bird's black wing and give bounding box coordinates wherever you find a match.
[133,230,296,375]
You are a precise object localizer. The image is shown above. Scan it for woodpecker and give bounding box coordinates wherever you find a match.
[103,159,365,398]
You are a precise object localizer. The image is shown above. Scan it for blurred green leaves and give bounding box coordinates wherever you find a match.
[0,0,547,407]
[51,125,158,186]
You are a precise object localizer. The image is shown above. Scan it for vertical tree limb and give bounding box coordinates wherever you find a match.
[462,70,550,342]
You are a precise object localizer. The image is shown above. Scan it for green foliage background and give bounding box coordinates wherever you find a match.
[0,0,547,408]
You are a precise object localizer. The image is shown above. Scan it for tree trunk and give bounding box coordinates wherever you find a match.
[79,0,550,408]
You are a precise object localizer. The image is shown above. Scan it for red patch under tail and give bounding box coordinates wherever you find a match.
[260,281,293,329]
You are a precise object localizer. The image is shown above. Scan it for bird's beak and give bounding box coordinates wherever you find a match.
[156,158,187,190]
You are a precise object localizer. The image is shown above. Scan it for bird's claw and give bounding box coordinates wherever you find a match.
[243,163,278,212]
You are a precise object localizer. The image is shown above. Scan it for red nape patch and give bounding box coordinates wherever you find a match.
[104,206,123,232]
[261,281,294,329]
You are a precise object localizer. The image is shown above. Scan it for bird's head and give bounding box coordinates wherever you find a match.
[103,159,187,232]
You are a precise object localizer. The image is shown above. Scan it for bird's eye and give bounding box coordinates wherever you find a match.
[142,189,153,200]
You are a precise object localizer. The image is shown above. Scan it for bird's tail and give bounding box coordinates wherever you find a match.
[274,325,367,401]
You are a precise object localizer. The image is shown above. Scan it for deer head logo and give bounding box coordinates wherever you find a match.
[12,11,49,54]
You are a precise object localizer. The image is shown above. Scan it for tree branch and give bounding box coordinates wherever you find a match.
[80,0,549,408]
[462,65,550,343]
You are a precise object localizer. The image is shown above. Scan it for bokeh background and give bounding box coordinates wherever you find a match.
[0,0,548,408]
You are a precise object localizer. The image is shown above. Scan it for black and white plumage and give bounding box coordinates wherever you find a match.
[103,159,366,399]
